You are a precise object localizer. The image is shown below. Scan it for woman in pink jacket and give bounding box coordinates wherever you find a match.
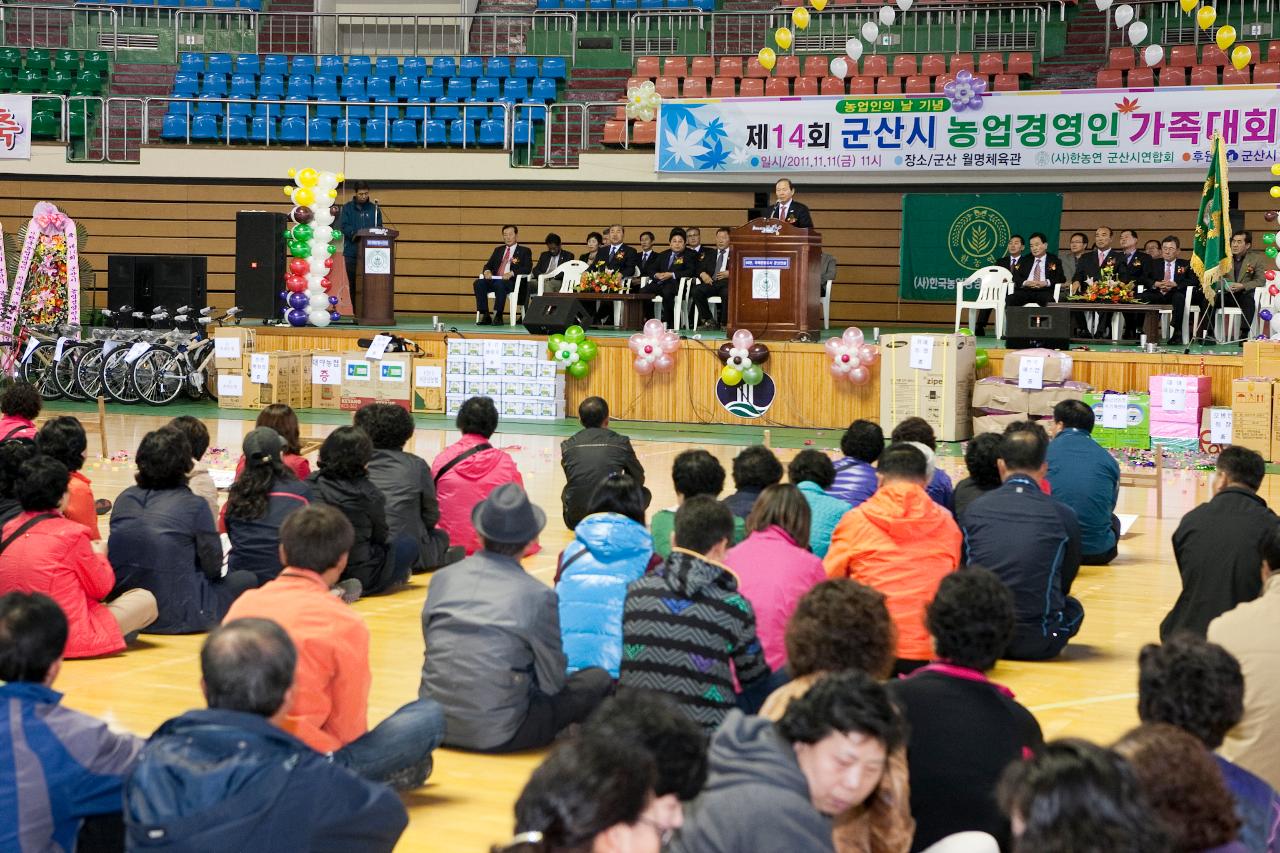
[431,396,527,555]
[725,484,826,670]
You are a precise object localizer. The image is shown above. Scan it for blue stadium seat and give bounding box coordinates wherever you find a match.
[666,0,690,7]
[335,117,362,145]
[391,117,419,145]
[282,94,309,117]
[290,56,316,76]
[446,77,471,100]
[340,77,366,100]
[257,74,284,98]
[211,0,237,9]
[158,0,181,9]
[225,114,248,141]
[589,0,610,9]
[261,54,288,76]
[503,78,528,100]
[347,56,372,77]
[420,77,444,99]
[691,0,712,9]
[318,55,343,75]
[239,0,262,9]
[615,0,638,8]
[404,97,429,120]
[365,76,391,101]
[248,115,275,142]
[308,117,333,144]
[230,73,256,96]
[312,74,339,100]
[639,0,662,8]
[512,57,539,79]
[463,97,490,120]
[535,0,559,8]
[541,57,567,79]
[190,114,219,141]
[315,100,341,119]
[364,117,388,144]
[485,57,510,79]
[563,0,587,9]
[449,119,476,145]
[185,1,209,9]
[458,56,484,78]
[374,57,399,78]
[172,72,199,97]
[160,114,188,140]
[424,119,446,145]
[474,78,500,101]
[233,54,258,75]
[393,76,418,100]
[165,100,191,117]
[195,96,223,116]
[200,73,228,96]
[531,77,557,101]
[521,99,548,123]
[205,53,232,74]
[343,99,371,120]
[285,74,312,97]
[227,94,253,116]
[432,98,460,121]
[278,115,306,143]
[402,57,427,80]
[513,119,533,145]
[430,56,456,78]
[479,119,505,145]
[178,53,203,73]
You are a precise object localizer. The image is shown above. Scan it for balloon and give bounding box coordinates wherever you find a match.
[812,0,827,10]
[791,6,810,29]
[285,276,307,294]
[578,340,598,362]
[565,324,586,342]
[567,361,590,379]
[861,21,879,42]
[958,327,974,336]
[775,27,793,51]
[643,318,665,338]
[741,364,764,386]
[848,366,870,385]
[757,47,776,71]
[295,167,319,187]
[1178,0,1196,10]
[288,258,308,275]
[1265,233,1275,245]
[748,343,770,365]
[721,365,743,386]
[286,292,308,310]
[845,38,863,62]
[330,204,341,217]
[329,311,341,322]
[660,331,680,352]
[1144,44,1165,66]
[1270,283,1279,294]
[824,337,844,356]
[290,224,313,242]
[320,277,332,291]
[717,342,733,364]
[293,187,315,207]
[1268,210,1280,221]
[289,241,309,258]
[975,348,990,369]
[1272,186,1280,199]
[1262,309,1275,322]
[1113,4,1133,27]
[829,57,849,79]
[1128,21,1148,44]
[1197,6,1216,30]
[634,357,654,375]
[324,257,334,269]
[895,0,912,10]
[1216,24,1236,50]
[654,354,674,372]
[327,244,337,255]
[1231,44,1252,69]
[878,5,895,26]
[1268,246,1278,258]
[290,205,314,225]
[841,326,865,348]
[732,329,754,349]
[830,361,849,378]
[286,308,308,327]
[548,333,566,352]
[859,344,879,364]
[628,333,647,354]
[309,309,331,327]
[1095,0,1112,9]
[328,296,339,305]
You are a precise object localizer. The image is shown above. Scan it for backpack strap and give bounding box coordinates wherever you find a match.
[0,513,57,558]
[1,425,30,443]
[433,443,493,485]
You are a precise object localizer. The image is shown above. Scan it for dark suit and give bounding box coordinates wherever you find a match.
[473,243,534,319]
[532,249,571,286]
[691,245,733,326]
[601,243,639,276]
[1006,253,1066,309]
[1072,248,1124,290]
[1138,256,1202,342]
[634,249,656,279]
[768,200,814,229]
[641,248,698,326]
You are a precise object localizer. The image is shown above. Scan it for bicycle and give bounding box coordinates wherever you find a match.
[17,321,82,400]
[131,307,243,406]
[54,305,134,402]
[99,309,184,404]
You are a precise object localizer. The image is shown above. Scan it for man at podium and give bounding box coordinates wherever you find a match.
[338,181,383,305]
[767,178,813,229]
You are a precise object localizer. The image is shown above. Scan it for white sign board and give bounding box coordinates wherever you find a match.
[1017,356,1045,390]
[311,355,342,385]
[1160,376,1187,413]
[249,353,271,384]
[0,95,33,160]
[1210,408,1234,444]
[1101,394,1129,429]
[908,335,935,370]
[364,247,392,275]
[415,364,442,388]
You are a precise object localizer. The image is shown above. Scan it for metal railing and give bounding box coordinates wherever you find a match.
[509,100,641,169]
[0,4,119,54]
[625,11,708,58]
[1104,0,1277,51]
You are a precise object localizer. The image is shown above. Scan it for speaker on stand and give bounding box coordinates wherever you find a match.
[522,296,594,334]
[235,211,289,322]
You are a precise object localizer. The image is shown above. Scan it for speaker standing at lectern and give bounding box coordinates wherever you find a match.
[338,181,383,304]
[767,178,814,229]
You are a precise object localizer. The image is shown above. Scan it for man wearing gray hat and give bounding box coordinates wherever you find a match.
[419,483,612,752]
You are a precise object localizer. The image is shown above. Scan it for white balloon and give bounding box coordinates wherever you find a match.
[845,38,863,62]
[861,21,879,43]
[305,273,323,286]
[308,259,328,276]
[314,225,333,242]
[895,0,912,10]
[1128,20,1148,44]
[312,210,334,227]
[829,56,849,78]
[1095,0,1112,9]
[1113,3,1133,27]
[309,309,331,327]
[1143,44,1165,66]
[878,5,895,26]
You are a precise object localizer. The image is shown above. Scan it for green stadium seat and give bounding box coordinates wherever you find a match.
[82,52,110,74]
[53,50,81,71]
[15,69,45,93]
[0,48,20,71]
[72,71,104,96]
[46,69,74,94]
[24,48,51,71]
[31,111,60,139]
[0,69,13,92]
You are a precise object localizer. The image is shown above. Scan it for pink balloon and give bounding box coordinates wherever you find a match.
[824,337,843,356]
[829,361,847,377]
[654,354,674,372]
[660,335,680,354]
[662,330,680,347]
[732,329,754,349]
[628,333,646,354]
[859,344,879,364]
[849,366,869,384]
[634,357,654,375]
[842,327,864,348]
[643,319,666,338]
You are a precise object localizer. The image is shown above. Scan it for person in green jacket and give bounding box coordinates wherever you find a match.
[650,449,745,558]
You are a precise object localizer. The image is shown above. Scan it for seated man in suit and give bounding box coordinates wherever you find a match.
[1117,229,1154,338]
[691,227,733,329]
[975,235,1025,336]
[641,228,697,328]
[1137,235,1203,344]
[768,178,814,228]
[1222,231,1268,331]
[531,233,571,293]
[1071,225,1123,294]
[601,224,639,277]
[635,231,657,280]
[1005,232,1064,310]
[473,224,533,325]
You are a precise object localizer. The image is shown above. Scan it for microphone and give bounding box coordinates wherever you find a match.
[373,198,387,230]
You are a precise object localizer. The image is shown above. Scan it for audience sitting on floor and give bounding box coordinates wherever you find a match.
[951,433,1002,519]
[0,455,157,656]
[432,395,527,556]
[124,617,409,852]
[1136,633,1280,853]
[789,449,853,558]
[724,483,827,671]
[560,396,648,530]
[0,591,145,853]
[422,484,611,753]
[890,417,953,512]
[825,443,961,673]
[828,419,883,508]
[649,449,745,559]
[109,427,255,633]
[168,415,219,521]
[221,427,312,587]
[1209,521,1280,790]
[620,495,770,730]
[961,424,1083,661]
[0,381,40,443]
[0,439,36,527]
[225,504,443,789]
[1162,445,1276,639]
[234,403,311,480]
[355,402,458,572]
[888,568,1043,851]
[555,473,654,678]
[36,417,100,540]
[309,426,415,598]
[1046,400,1121,565]
[674,671,906,853]
[724,444,783,520]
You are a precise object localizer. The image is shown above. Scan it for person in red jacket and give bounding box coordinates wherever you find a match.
[0,456,157,657]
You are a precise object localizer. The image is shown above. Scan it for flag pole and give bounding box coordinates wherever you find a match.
[1190,133,1233,344]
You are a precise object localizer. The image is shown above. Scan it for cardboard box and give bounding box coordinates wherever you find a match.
[880,333,978,441]
[376,354,412,403]
[971,379,1091,417]
[1231,378,1273,459]
[215,356,253,409]
[412,357,445,413]
[1083,392,1150,449]
[1202,407,1230,453]
[1001,348,1073,383]
[1148,374,1212,423]
[1244,340,1280,378]
[213,327,256,371]
[972,411,1050,435]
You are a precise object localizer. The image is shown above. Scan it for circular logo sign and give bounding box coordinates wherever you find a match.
[715,373,777,419]
[947,205,1011,270]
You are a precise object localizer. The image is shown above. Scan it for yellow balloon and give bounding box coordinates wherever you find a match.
[287,168,297,177]
[297,167,319,187]
[775,27,793,51]
[812,0,828,11]
[328,190,337,199]
[1197,6,1216,29]
[1271,185,1280,198]
[791,6,810,29]
[1178,0,1196,11]
[1231,43,1253,70]
[758,46,777,71]
[336,172,345,182]
[1271,163,1280,176]
[282,186,293,197]
[294,187,315,207]
[1216,24,1236,50]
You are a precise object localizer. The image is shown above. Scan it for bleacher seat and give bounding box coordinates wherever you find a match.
[1201,45,1228,66]
[394,77,418,100]
[258,74,284,98]
[512,57,539,79]
[513,119,533,146]
[160,113,189,140]
[52,50,80,72]
[793,76,818,96]
[313,74,339,100]
[993,73,1019,92]
[1157,67,1186,86]
[690,56,714,77]
[201,73,228,96]
[739,78,763,97]
[504,78,528,100]
[290,56,316,76]
[206,53,232,74]
[655,76,679,98]
[261,54,288,76]
[173,73,199,96]
[225,115,248,142]
[1096,69,1123,88]
[745,57,769,78]
[978,53,1003,75]
[635,56,659,77]
[479,119,505,145]
[433,99,460,121]
[905,74,930,94]
[343,76,369,100]
[1007,52,1033,75]
[74,72,103,96]
[308,117,334,143]
[820,76,844,95]
[1168,45,1197,68]
[403,57,428,79]
[178,53,203,73]
[1190,65,1217,85]
[664,57,688,77]
[849,75,874,95]
[775,55,800,78]
[718,56,743,78]
[431,57,457,78]
[464,97,490,119]
[949,54,975,73]
[421,77,445,99]
[802,56,828,78]
[405,97,429,120]
[318,55,343,75]
[1222,66,1251,84]
[191,114,219,141]
[1126,67,1154,87]
[449,119,476,145]
[0,48,19,71]
[248,115,274,142]
[876,76,902,94]
[286,74,312,97]
[228,95,253,117]
[474,77,500,100]
[542,57,567,79]
[195,96,223,116]
[458,56,483,78]
[446,77,470,100]
[531,77,557,101]
[1108,48,1133,70]
[348,56,372,77]
[366,76,392,101]
[765,77,789,97]
[920,54,946,77]
[230,73,255,96]
[862,55,887,78]
[24,49,48,72]
[390,118,419,145]
[335,117,362,144]
[279,115,306,143]
[1255,63,1280,83]
[632,120,655,144]
[344,99,371,120]
[892,55,916,77]
[485,57,510,79]
[683,77,707,97]
[710,77,735,97]
[424,119,447,145]
[375,57,399,78]
[234,54,259,75]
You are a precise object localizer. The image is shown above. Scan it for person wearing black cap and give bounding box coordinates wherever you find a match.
[338,181,383,306]
[419,483,612,753]
[221,427,314,588]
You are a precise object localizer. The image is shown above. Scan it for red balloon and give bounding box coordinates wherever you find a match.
[288,258,308,275]
[285,277,308,293]
[1268,270,1277,281]
[320,277,332,291]
[324,257,334,269]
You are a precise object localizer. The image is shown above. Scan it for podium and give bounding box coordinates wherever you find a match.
[355,227,399,326]
[728,219,822,341]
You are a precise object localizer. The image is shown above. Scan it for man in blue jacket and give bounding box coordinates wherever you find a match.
[0,591,144,853]
[960,425,1084,661]
[1046,399,1121,565]
[124,618,407,852]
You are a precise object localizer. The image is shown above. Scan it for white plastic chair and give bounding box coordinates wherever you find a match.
[536,259,588,295]
[822,279,833,329]
[1182,285,1202,343]
[476,274,530,326]
[955,266,1013,336]
[1219,285,1278,341]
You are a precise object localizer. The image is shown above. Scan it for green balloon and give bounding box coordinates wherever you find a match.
[1265,233,1276,246]
[741,364,764,386]
[289,241,309,258]
[1268,246,1279,259]
[547,334,566,352]
[975,348,990,369]
[578,340,598,362]
[291,224,313,242]
[567,360,590,379]
[565,324,586,343]
[327,243,338,255]
[958,327,974,336]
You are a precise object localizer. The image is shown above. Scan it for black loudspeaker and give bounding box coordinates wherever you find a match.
[1005,306,1073,350]
[106,254,207,326]
[235,211,289,319]
[522,296,593,334]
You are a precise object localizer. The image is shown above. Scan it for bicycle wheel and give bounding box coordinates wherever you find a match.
[132,346,185,406]
[53,342,92,401]
[187,344,217,400]
[75,346,107,400]
[19,341,62,400]
[100,347,141,404]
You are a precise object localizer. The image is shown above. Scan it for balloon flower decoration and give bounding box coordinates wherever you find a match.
[548,324,598,379]
[626,80,662,123]
[824,327,879,385]
[282,167,344,327]
[717,329,770,386]
[629,319,680,374]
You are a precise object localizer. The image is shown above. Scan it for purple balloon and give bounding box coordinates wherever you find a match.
[278,290,288,300]
[1262,308,1275,323]
[328,296,339,305]
[287,292,310,310]
[286,308,308,327]
[329,311,341,322]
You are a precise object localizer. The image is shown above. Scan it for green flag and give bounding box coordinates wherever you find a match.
[1192,133,1232,301]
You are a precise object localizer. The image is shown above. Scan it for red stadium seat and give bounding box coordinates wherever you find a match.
[765,77,790,97]
[978,52,1004,75]
[1268,41,1280,62]
[602,120,626,145]
[803,55,829,78]
[682,76,707,97]
[1222,66,1251,84]
[1126,67,1154,87]
[690,56,715,77]
[775,55,800,78]
[875,75,901,94]
[892,55,917,77]
[738,77,764,96]
[1167,45,1197,68]
[1095,68,1123,88]
[626,76,647,91]
[1255,63,1280,83]
[992,73,1019,92]
[1200,45,1227,66]
[718,56,743,78]
[635,56,659,77]
[655,76,680,98]
[744,57,770,78]
[1006,52,1033,75]
[1108,48,1134,70]
[862,55,887,77]
[904,74,931,94]
[1158,67,1187,86]
[934,72,955,93]
[848,75,874,95]
[1190,65,1218,85]
[663,56,688,77]
[710,77,736,98]
[819,76,845,95]
[791,76,818,96]
[632,120,656,144]
[920,54,947,77]
[949,54,975,73]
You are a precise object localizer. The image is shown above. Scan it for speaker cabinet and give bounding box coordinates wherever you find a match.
[105,254,207,326]
[523,296,594,334]
[1004,306,1072,350]
[235,211,289,319]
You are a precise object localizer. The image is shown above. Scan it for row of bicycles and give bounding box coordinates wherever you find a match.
[14,305,244,406]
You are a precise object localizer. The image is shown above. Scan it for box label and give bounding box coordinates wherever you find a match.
[909,335,934,370]
[1160,376,1186,413]
[217,374,243,396]
[1101,394,1128,429]
[215,337,241,359]
[416,365,442,388]
[312,355,341,385]
[249,353,271,384]
[345,360,371,381]
[1017,356,1044,391]
[1211,408,1233,444]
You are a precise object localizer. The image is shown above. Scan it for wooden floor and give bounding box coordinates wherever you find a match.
[52,408,1241,851]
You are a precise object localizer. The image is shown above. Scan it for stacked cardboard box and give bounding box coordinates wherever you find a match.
[1243,340,1280,377]
[1082,392,1151,449]
[879,333,977,441]
[332,351,412,411]
[1148,374,1212,453]
[1231,378,1274,459]
[971,350,1089,435]
[444,338,565,420]
[213,327,256,373]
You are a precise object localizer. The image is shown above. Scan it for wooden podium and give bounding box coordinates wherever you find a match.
[355,227,399,326]
[728,218,822,341]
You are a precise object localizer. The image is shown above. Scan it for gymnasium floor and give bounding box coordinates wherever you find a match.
[47,400,1233,851]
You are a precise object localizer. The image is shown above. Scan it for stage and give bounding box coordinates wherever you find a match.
[245,318,1250,433]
